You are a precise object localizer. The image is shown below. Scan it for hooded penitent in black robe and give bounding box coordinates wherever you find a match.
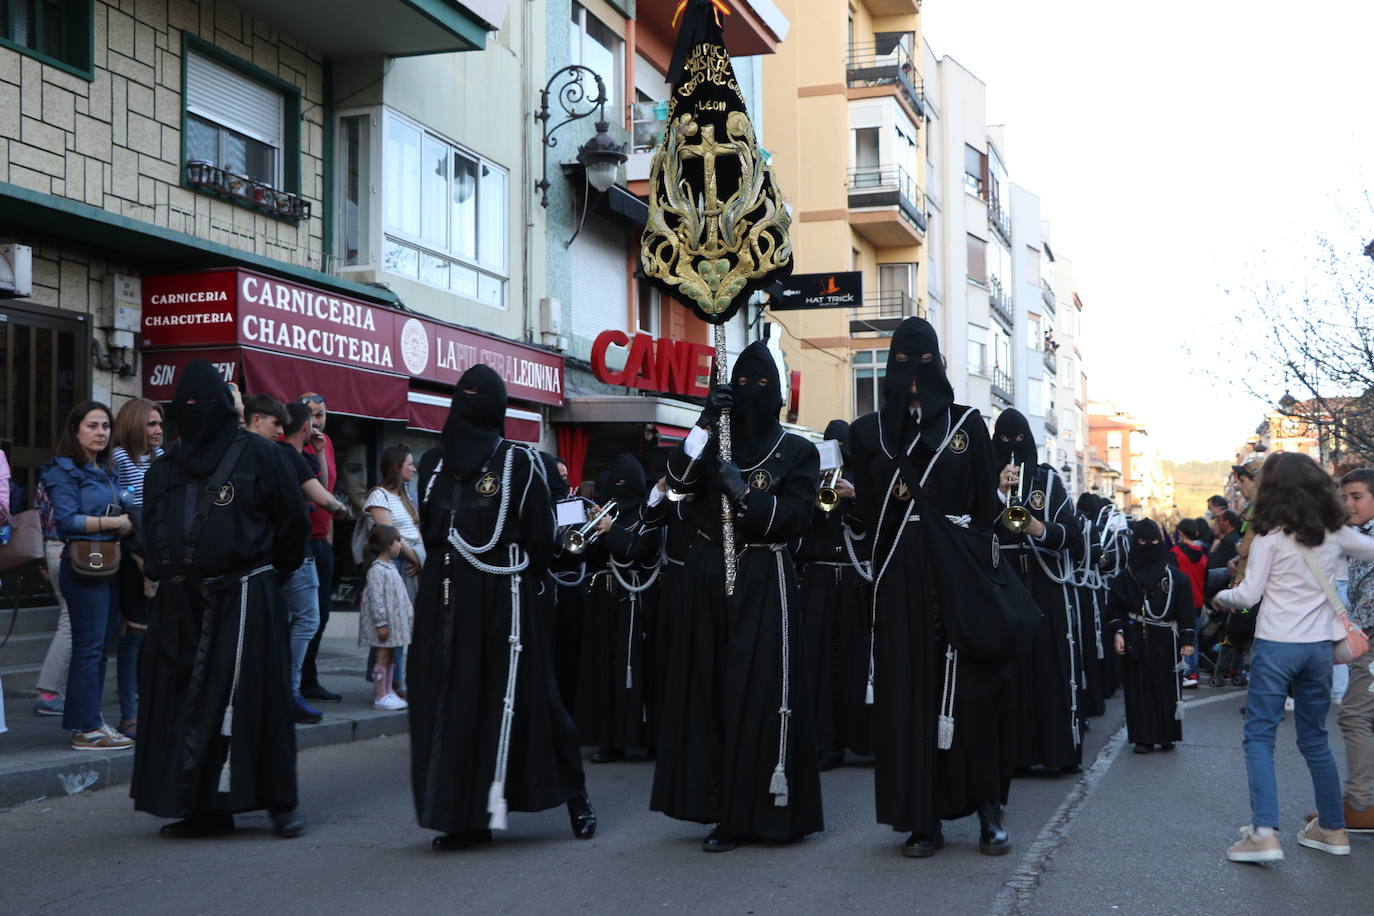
[994,409,1084,771]
[576,453,663,755]
[1070,504,1108,720]
[793,419,872,761]
[132,360,307,820]
[646,341,823,841]
[408,366,586,837]
[848,318,1009,837]
[1084,494,1128,699]
[1107,519,1194,748]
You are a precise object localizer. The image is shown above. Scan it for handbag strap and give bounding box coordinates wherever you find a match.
[1296,543,1351,623]
[184,436,251,564]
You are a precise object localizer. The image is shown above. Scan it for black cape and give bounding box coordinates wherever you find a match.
[131,429,307,818]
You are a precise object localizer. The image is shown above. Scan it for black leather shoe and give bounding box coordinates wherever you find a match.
[568,794,597,839]
[1058,764,1083,775]
[159,811,235,839]
[1133,744,1154,754]
[300,684,342,702]
[269,806,305,838]
[589,747,624,764]
[1158,742,1175,751]
[817,749,844,772]
[432,829,492,851]
[702,826,737,852]
[902,829,944,858]
[978,803,1011,855]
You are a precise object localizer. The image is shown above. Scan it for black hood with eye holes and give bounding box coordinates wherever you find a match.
[993,409,1040,481]
[879,318,953,455]
[441,364,506,481]
[167,359,239,478]
[823,419,851,467]
[1129,518,1168,584]
[608,452,647,516]
[729,340,785,466]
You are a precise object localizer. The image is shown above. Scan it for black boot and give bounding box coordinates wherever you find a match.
[977,803,1010,855]
[817,749,844,772]
[269,806,306,838]
[702,825,737,852]
[432,829,492,851]
[589,746,624,764]
[159,811,235,839]
[902,827,944,858]
[568,794,597,839]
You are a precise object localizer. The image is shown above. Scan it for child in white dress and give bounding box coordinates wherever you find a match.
[359,525,413,710]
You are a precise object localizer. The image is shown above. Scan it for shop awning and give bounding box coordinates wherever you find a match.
[654,423,692,443]
[405,389,542,442]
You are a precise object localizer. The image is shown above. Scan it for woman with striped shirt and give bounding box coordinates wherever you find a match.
[111,398,165,739]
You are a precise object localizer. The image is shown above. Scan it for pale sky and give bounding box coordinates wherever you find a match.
[921,0,1374,462]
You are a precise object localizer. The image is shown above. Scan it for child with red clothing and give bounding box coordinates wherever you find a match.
[1172,518,1209,687]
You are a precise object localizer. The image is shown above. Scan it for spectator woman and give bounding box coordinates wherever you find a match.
[41,401,132,750]
[1215,451,1374,863]
[110,398,165,739]
[364,445,423,697]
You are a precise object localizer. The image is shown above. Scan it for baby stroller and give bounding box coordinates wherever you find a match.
[1198,568,1253,687]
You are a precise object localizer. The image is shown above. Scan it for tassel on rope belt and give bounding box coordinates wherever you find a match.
[215,564,276,795]
[609,559,662,691]
[1128,613,1186,723]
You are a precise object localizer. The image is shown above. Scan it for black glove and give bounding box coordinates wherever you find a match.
[715,458,750,505]
[698,384,733,430]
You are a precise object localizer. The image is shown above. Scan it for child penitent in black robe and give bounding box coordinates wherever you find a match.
[793,419,873,769]
[132,359,307,839]
[408,365,594,850]
[647,341,823,852]
[1108,519,1195,753]
[576,452,663,761]
[848,318,1012,858]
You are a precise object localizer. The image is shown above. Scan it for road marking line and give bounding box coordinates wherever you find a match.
[1182,690,1246,710]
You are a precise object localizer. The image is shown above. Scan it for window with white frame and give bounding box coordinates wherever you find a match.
[378,111,509,307]
[967,325,988,375]
[185,46,287,188]
[1027,313,1042,350]
[571,2,623,119]
[853,349,886,418]
[636,275,660,336]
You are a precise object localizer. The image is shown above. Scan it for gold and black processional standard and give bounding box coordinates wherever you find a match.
[639,0,793,594]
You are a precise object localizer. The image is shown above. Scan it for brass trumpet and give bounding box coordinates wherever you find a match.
[564,500,618,554]
[817,467,844,513]
[1000,458,1031,534]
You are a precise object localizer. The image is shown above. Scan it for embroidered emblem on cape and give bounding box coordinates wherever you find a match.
[476,473,500,497]
[213,482,235,507]
[749,469,772,491]
[949,430,969,454]
[892,479,911,502]
[1029,489,1046,511]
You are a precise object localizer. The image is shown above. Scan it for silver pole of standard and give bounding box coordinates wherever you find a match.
[715,324,737,596]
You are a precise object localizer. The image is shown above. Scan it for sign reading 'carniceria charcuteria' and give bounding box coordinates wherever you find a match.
[140,268,564,406]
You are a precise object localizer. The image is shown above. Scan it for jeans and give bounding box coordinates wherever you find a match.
[281,556,320,694]
[1185,612,1202,675]
[1243,638,1345,830]
[59,558,119,733]
[115,627,142,722]
[300,538,333,690]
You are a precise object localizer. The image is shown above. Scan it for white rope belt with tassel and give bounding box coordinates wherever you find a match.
[216,564,276,795]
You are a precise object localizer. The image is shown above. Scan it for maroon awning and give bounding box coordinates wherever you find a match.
[406,389,541,443]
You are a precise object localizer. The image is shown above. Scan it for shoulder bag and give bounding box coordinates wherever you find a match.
[67,471,122,583]
[1297,543,1370,664]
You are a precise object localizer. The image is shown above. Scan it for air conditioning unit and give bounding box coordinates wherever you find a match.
[0,244,33,298]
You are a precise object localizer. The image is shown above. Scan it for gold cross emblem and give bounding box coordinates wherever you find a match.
[213,482,235,506]
[892,480,911,502]
[949,431,968,454]
[750,470,771,490]
[476,474,499,497]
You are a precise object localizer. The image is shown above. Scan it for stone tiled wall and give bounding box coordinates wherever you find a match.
[0,0,327,272]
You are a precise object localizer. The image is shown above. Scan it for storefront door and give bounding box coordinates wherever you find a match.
[0,304,89,506]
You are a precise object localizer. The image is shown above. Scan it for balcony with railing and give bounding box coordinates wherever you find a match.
[846,40,925,120]
[1040,279,1056,315]
[1044,412,1060,436]
[988,196,1011,243]
[989,277,1014,330]
[847,165,926,246]
[991,367,1015,404]
[849,291,923,336]
[1043,348,1058,376]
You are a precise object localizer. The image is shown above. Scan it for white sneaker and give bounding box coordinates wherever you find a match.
[1284,697,1295,711]
[1297,817,1351,855]
[374,692,408,711]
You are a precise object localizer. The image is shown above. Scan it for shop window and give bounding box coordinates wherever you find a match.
[182,36,301,217]
[380,110,509,307]
[571,2,623,119]
[853,349,885,418]
[0,0,92,80]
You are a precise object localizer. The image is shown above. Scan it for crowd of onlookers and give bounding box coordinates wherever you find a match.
[2,386,422,751]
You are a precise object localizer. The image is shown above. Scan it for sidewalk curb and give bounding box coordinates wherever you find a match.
[0,708,409,811]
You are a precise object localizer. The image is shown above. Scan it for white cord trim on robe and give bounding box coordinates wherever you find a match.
[217,564,275,794]
[769,543,793,806]
[866,407,979,706]
[1132,571,1184,722]
[610,554,662,690]
[842,523,873,583]
[937,647,958,750]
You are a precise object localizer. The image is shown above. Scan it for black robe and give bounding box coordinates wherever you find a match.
[793,499,872,758]
[408,441,585,833]
[131,430,307,818]
[548,540,588,721]
[1002,465,1084,770]
[849,404,1010,833]
[575,518,663,752]
[1072,512,1108,720]
[647,430,823,840]
[1108,566,1195,747]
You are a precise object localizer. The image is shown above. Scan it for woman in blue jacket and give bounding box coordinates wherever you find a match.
[41,401,133,750]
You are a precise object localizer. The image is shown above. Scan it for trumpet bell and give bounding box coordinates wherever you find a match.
[1001,505,1031,534]
[816,487,840,513]
[565,530,588,554]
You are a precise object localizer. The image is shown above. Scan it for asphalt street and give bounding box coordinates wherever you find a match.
[0,687,1367,915]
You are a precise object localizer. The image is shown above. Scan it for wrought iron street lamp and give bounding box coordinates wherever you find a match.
[535,66,627,208]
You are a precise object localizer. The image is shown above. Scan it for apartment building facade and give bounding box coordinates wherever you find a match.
[763,0,926,432]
